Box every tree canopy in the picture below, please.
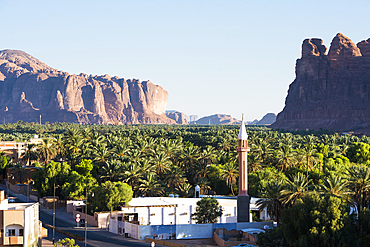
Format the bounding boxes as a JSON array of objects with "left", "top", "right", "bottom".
[{"left": 191, "top": 197, "right": 223, "bottom": 224}]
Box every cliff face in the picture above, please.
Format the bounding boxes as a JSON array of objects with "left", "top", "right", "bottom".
[
  {"left": 271, "top": 33, "right": 370, "bottom": 132},
  {"left": 166, "top": 111, "right": 188, "bottom": 124},
  {"left": 193, "top": 114, "right": 241, "bottom": 125},
  {"left": 0, "top": 50, "right": 175, "bottom": 124},
  {"left": 257, "top": 113, "right": 276, "bottom": 125}
]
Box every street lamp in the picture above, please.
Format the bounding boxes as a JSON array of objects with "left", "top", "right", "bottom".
[
  {"left": 6, "top": 174, "right": 14, "bottom": 199},
  {"left": 27, "top": 180, "right": 34, "bottom": 203},
  {"left": 85, "top": 188, "right": 94, "bottom": 247},
  {"left": 53, "top": 183, "right": 61, "bottom": 244}
]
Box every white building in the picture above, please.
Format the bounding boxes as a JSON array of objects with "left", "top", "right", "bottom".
[
  {"left": 116, "top": 196, "right": 269, "bottom": 226},
  {"left": 0, "top": 190, "right": 40, "bottom": 247},
  {"left": 107, "top": 196, "right": 271, "bottom": 240}
]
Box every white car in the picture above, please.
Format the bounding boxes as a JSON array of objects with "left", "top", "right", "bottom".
[{"left": 240, "top": 228, "right": 265, "bottom": 235}]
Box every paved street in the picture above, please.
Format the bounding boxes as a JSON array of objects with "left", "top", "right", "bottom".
[{"left": 3, "top": 185, "right": 159, "bottom": 247}]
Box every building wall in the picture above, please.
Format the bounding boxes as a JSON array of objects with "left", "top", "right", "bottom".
[
  {"left": 3, "top": 210, "right": 24, "bottom": 245},
  {"left": 23, "top": 203, "right": 39, "bottom": 247},
  {"left": 119, "top": 203, "right": 239, "bottom": 226},
  {"left": 109, "top": 220, "right": 274, "bottom": 241}
]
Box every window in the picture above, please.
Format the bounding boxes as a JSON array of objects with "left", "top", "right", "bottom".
[
  {"left": 19, "top": 229, "right": 23, "bottom": 236},
  {"left": 8, "top": 229, "right": 15, "bottom": 236}
]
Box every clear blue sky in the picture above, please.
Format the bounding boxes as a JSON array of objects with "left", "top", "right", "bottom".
[{"left": 1, "top": 0, "right": 369, "bottom": 121}]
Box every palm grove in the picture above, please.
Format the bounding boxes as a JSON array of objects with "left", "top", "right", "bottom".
[{"left": 1, "top": 122, "right": 370, "bottom": 245}]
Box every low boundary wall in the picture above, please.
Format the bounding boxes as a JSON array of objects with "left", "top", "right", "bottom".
[{"left": 109, "top": 220, "right": 273, "bottom": 241}]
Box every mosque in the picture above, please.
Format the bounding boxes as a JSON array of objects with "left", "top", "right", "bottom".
[{"left": 104, "top": 120, "right": 272, "bottom": 240}]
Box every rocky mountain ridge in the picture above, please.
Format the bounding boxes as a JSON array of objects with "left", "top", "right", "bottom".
[
  {"left": 192, "top": 114, "right": 241, "bottom": 125},
  {"left": 256, "top": 113, "right": 276, "bottom": 125},
  {"left": 271, "top": 33, "right": 370, "bottom": 133},
  {"left": 0, "top": 50, "right": 175, "bottom": 124}
]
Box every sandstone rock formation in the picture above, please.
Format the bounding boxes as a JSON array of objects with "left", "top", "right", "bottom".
[
  {"left": 0, "top": 50, "right": 175, "bottom": 124},
  {"left": 166, "top": 111, "right": 188, "bottom": 124},
  {"left": 271, "top": 33, "right": 370, "bottom": 132},
  {"left": 257, "top": 113, "right": 276, "bottom": 125},
  {"left": 247, "top": 119, "right": 259, "bottom": 125},
  {"left": 192, "top": 114, "right": 241, "bottom": 125}
]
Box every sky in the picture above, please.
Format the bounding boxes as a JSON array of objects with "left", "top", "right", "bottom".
[{"left": 1, "top": 0, "right": 369, "bottom": 121}]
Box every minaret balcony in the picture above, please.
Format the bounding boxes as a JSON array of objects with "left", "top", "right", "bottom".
[{"left": 236, "top": 147, "right": 250, "bottom": 152}]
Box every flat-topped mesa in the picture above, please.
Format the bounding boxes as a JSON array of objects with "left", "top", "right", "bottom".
[{"left": 271, "top": 33, "right": 370, "bottom": 133}]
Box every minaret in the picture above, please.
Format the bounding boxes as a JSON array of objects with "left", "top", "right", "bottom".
[{"left": 237, "top": 115, "right": 250, "bottom": 222}]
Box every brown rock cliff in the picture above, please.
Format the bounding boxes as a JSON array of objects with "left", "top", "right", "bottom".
[
  {"left": 271, "top": 33, "right": 370, "bottom": 132},
  {"left": 0, "top": 50, "right": 175, "bottom": 124}
]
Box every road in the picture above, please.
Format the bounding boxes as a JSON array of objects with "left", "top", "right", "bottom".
[
  {"left": 10, "top": 189, "right": 155, "bottom": 247},
  {"left": 39, "top": 210, "right": 152, "bottom": 247}
]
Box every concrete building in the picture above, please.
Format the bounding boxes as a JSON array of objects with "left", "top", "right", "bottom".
[
  {"left": 116, "top": 196, "right": 267, "bottom": 226},
  {"left": 0, "top": 190, "right": 39, "bottom": 247},
  {"left": 106, "top": 196, "right": 271, "bottom": 240},
  {"left": 0, "top": 135, "right": 44, "bottom": 163}
]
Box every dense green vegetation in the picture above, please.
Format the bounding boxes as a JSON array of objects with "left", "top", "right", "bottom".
[
  {"left": 2, "top": 122, "right": 370, "bottom": 244},
  {"left": 191, "top": 197, "right": 223, "bottom": 224}
]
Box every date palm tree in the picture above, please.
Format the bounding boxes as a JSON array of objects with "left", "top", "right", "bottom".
[
  {"left": 180, "top": 143, "right": 200, "bottom": 173},
  {"left": 165, "top": 165, "right": 188, "bottom": 190},
  {"left": 318, "top": 175, "right": 352, "bottom": 201},
  {"left": 281, "top": 173, "right": 312, "bottom": 206},
  {"left": 112, "top": 138, "right": 131, "bottom": 158},
  {"left": 175, "top": 183, "right": 193, "bottom": 198},
  {"left": 347, "top": 165, "right": 370, "bottom": 217},
  {"left": 152, "top": 151, "right": 172, "bottom": 179},
  {"left": 10, "top": 163, "right": 29, "bottom": 184},
  {"left": 21, "top": 143, "right": 38, "bottom": 166},
  {"left": 301, "top": 143, "right": 317, "bottom": 180},
  {"left": 276, "top": 144, "right": 296, "bottom": 171},
  {"left": 91, "top": 143, "right": 111, "bottom": 167},
  {"left": 37, "top": 138, "right": 57, "bottom": 164},
  {"left": 138, "top": 173, "right": 164, "bottom": 197},
  {"left": 99, "top": 160, "right": 124, "bottom": 182},
  {"left": 220, "top": 162, "right": 239, "bottom": 196},
  {"left": 247, "top": 152, "right": 262, "bottom": 173},
  {"left": 256, "top": 179, "right": 284, "bottom": 226},
  {"left": 54, "top": 134, "right": 66, "bottom": 160},
  {"left": 197, "top": 177, "right": 211, "bottom": 195},
  {"left": 123, "top": 162, "right": 142, "bottom": 189}
]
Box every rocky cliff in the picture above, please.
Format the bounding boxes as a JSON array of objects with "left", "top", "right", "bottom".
[
  {"left": 166, "top": 111, "right": 188, "bottom": 124},
  {"left": 192, "top": 114, "right": 241, "bottom": 125},
  {"left": 271, "top": 33, "right": 370, "bottom": 132},
  {"left": 257, "top": 113, "right": 276, "bottom": 125},
  {"left": 0, "top": 50, "right": 175, "bottom": 124}
]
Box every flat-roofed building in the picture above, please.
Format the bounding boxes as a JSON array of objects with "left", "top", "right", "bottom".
[
  {"left": 0, "top": 190, "right": 39, "bottom": 247},
  {"left": 0, "top": 135, "right": 49, "bottom": 163}
]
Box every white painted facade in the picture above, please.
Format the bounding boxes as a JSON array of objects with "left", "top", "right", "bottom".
[{"left": 114, "top": 196, "right": 269, "bottom": 226}]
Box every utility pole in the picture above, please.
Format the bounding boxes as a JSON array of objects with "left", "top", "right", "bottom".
[
  {"left": 85, "top": 187, "right": 87, "bottom": 247},
  {"left": 53, "top": 183, "right": 56, "bottom": 244},
  {"left": 39, "top": 115, "right": 41, "bottom": 125}
]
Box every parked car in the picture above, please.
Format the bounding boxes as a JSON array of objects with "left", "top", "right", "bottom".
[
  {"left": 232, "top": 244, "right": 255, "bottom": 247},
  {"left": 8, "top": 197, "right": 16, "bottom": 203}
]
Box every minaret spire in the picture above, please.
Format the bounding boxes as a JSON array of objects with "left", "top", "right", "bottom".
[{"left": 237, "top": 114, "right": 250, "bottom": 222}]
